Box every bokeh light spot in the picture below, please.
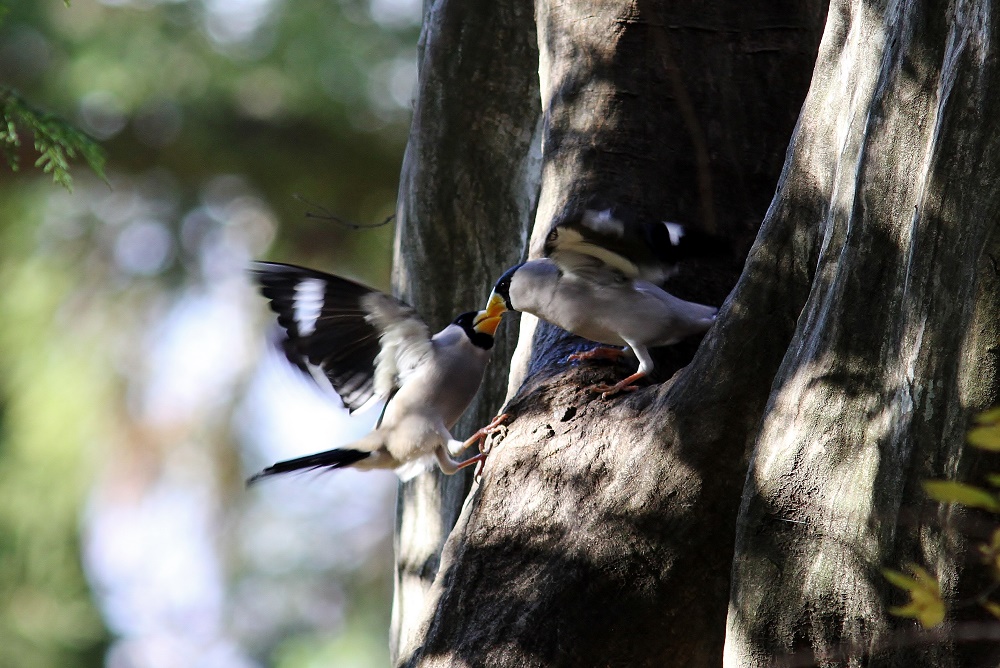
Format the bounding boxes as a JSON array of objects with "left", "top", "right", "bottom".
[
  {"left": 79, "top": 90, "right": 128, "bottom": 141},
  {"left": 114, "top": 219, "right": 175, "bottom": 276}
]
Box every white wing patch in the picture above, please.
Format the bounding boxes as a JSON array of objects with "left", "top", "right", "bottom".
[
  {"left": 581, "top": 209, "right": 624, "bottom": 237},
  {"left": 361, "top": 293, "right": 432, "bottom": 396},
  {"left": 664, "top": 221, "right": 685, "bottom": 246},
  {"left": 293, "top": 278, "right": 325, "bottom": 336}
]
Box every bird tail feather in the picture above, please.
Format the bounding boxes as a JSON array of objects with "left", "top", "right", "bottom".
[{"left": 246, "top": 448, "right": 371, "bottom": 485}]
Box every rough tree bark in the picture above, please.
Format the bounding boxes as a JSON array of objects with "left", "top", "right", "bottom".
[
  {"left": 392, "top": 0, "right": 1000, "bottom": 666},
  {"left": 390, "top": 0, "right": 540, "bottom": 659},
  {"left": 726, "top": 1, "right": 1000, "bottom": 666}
]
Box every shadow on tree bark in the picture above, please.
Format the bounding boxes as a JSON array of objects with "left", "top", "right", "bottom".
[
  {"left": 725, "top": 0, "right": 1000, "bottom": 664},
  {"left": 393, "top": 0, "right": 830, "bottom": 665},
  {"left": 390, "top": 0, "right": 540, "bottom": 659}
]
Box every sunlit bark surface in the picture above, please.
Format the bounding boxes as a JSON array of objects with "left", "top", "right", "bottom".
[{"left": 726, "top": 0, "right": 1000, "bottom": 666}]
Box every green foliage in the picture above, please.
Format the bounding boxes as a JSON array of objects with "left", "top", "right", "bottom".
[
  {"left": 968, "top": 408, "right": 1000, "bottom": 451},
  {"left": 978, "top": 528, "right": 1000, "bottom": 578},
  {"left": 885, "top": 407, "right": 1000, "bottom": 629},
  {"left": 882, "top": 564, "right": 945, "bottom": 628},
  {"left": 0, "top": 88, "right": 106, "bottom": 191},
  {"left": 0, "top": 0, "right": 412, "bottom": 285},
  {"left": 921, "top": 480, "right": 1000, "bottom": 512}
]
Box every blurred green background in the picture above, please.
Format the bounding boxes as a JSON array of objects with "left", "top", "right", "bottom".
[{"left": 0, "top": 0, "right": 419, "bottom": 666}]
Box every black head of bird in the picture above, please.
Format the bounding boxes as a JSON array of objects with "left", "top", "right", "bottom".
[
  {"left": 458, "top": 309, "right": 501, "bottom": 349},
  {"left": 483, "top": 263, "right": 521, "bottom": 322}
]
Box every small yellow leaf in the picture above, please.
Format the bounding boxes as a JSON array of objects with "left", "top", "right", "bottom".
[
  {"left": 882, "top": 568, "right": 919, "bottom": 591},
  {"left": 885, "top": 563, "right": 945, "bottom": 628},
  {"left": 986, "top": 474, "right": 1000, "bottom": 488},
  {"left": 890, "top": 599, "right": 946, "bottom": 628},
  {"left": 968, "top": 425, "right": 1000, "bottom": 451},
  {"left": 923, "top": 480, "right": 1000, "bottom": 511},
  {"left": 983, "top": 528, "right": 1000, "bottom": 552},
  {"left": 975, "top": 407, "right": 1000, "bottom": 426},
  {"left": 979, "top": 529, "right": 1000, "bottom": 577},
  {"left": 908, "top": 564, "right": 937, "bottom": 585}
]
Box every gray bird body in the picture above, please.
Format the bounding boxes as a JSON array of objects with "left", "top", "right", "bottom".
[
  {"left": 506, "top": 258, "right": 717, "bottom": 350},
  {"left": 354, "top": 322, "right": 492, "bottom": 473},
  {"left": 486, "top": 209, "right": 723, "bottom": 393},
  {"left": 248, "top": 262, "right": 502, "bottom": 483}
]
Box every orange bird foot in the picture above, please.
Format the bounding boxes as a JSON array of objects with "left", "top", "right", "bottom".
[
  {"left": 461, "top": 414, "right": 511, "bottom": 478},
  {"left": 587, "top": 372, "right": 647, "bottom": 399},
  {"left": 460, "top": 413, "right": 510, "bottom": 453},
  {"left": 568, "top": 346, "right": 628, "bottom": 364}
]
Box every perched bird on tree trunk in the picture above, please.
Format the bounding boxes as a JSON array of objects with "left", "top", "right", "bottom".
[
  {"left": 247, "top": 262, "right": 506, "bottom": 484},
  {"left": 484, "top": 208, "right": 722, "bottom": 398}
]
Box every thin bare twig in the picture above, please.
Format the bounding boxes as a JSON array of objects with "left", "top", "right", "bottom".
[{"left": 293, "top": 194, "right": 395, "bottom": 230}]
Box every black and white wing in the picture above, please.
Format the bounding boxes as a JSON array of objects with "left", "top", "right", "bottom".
[
  {"left": 543, "top": 208, "right": 727, "bottom": 284},
  {"left": 251, "top": 262, "right": 433, "bottom": 411},
  {"left": 360, "top": 290, "right": 436, "bottom": 397}
]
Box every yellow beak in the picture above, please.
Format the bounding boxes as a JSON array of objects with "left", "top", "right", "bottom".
[
  {"left": 484, "top": 291, "right": 508, "bottom": 319},
  {"left": 472, "top": 292, "right": 508, "bottom": 336}
]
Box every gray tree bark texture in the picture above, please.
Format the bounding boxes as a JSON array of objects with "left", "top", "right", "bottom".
[
  {"left": 391, "top": 0, "right": 1000, "bottom": 666},
  {"left": 390, "top": 0, "right": 540, "bottom": 659},
  {"left": 726, "top": 1, "right": 1000, "bottom": 666}
]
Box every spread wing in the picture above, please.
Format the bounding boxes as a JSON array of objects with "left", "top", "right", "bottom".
[
  {"left": 251, "top": 262, "right": 432, "bottom": 411},
  {"left": 544, "top": 209, "right": 643, "bottom": 280},
  {"left": 543, "top": 209, "right": 727, "bottom": 284},
  {"left": 359, "top": 291, "right": 435, "bottom": 396}
]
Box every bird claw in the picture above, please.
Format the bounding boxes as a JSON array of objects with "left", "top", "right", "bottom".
[
  {"left": 484, "top": 413, "right": 510, "bottom": 432},
  {"left": 588, "top": 381, "right": 641, "bottom": 399},
  {"left": 586, "top": 370, "right": 647, "bottom": 399},
  {"left": 460, "top": 413, "right": 510, "bottom": 453},
  {"left": 454, "top": 452, "right": 487, "bottom": 472},
  {"left": 481, "top": 424, "right": 508, "bottom": 454},
  {"left": 461, "top": 414, "right": 511, "bottom": 480},
  {"left": 568, "top": 346, "right": 627, "bottom": 364}
]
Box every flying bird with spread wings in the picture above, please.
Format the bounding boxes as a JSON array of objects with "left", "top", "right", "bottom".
[
  {"left": 247, "top": 262, "right": 506, "bottom": 484},
  {"left": 483, "top": 208, "right": 722, "bottom": 398}
]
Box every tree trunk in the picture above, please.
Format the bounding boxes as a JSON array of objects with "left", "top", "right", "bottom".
[
  {"left": 390, "top": 0, "right": 540, "bottom": 660},
  {"left": 393, "top": 0, "right": 1000, "bottom": 665},
  {"left": 726, "top": 1, "right": 1000, "bottom": 665}
]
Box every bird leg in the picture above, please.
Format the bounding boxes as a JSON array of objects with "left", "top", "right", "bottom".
[
  {"left": 588, "top": 371, "right": 647, "bottom": 399},
  {"left": 435, "top": 447, "right": 487, "bottom": 474},
  {"left": 447, "top": 413, "right": 510, "bottom": 457},
  {"left": 435, "top": 413, "right": 510, "bottom": 476},
  {"left": 455, "top": 452, "right": 487, "bottom": 471},
  {"left": 568, "top": 346, "right": 627, "bottom": 364}
]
